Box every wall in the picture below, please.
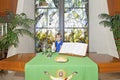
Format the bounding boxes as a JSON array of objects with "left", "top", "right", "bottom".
[
  {"left": 17, "top": 0, "right": 35, "bottom": 53},
  {"left": 7, "top": 0, "right": 35, "bottom": 57},
  {"left": 89, "top": 0, "right": 119, "bottom": 58}
]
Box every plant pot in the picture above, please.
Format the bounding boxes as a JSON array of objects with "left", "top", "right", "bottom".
[
  {"left": 114, "top": 38, "right": 120, "bottom": 58},
  {"left": 0, "top": 50, "right": 8, "bottom": 60}
]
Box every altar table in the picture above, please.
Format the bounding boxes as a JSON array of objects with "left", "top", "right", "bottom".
[{"left": 25, "top": 53, "right": 98, "bottom": 80}]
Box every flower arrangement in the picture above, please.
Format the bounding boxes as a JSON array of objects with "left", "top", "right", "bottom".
[
  {"left": 64, "top": 28, "right": 88, "bottom": 43},
  {"left": 35, "top": 30, "right": 55, "bottom": 53}
]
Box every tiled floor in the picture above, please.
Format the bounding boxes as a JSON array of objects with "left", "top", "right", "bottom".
[
  {"left": 99, "top": 72, "right": 120, "bottom": 80},
  {"left": 0, "top": 71, "right": 24, "bottom": 80},
  {"left": 0, "top": 70, "right": 120, "bottom": 80}
]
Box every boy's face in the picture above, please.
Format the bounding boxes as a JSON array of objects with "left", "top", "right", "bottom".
[{"left": 56, "top": 35, "right": 61, "bottom": 41}]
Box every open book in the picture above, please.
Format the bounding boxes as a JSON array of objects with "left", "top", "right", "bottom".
[{"left": 59, "top": 42, "right": 88, "bottom": 56}]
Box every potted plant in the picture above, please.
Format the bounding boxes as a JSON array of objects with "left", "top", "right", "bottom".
[
  {"left": 0, "top": 12, "right": 34, "bottom": 59},
  {"left": 99, "top": 13, "right": 120, "bottom": 52}
]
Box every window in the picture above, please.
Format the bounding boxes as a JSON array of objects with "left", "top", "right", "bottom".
[{"left": 35, "top": 0, "right": 88, "bottom": 52}]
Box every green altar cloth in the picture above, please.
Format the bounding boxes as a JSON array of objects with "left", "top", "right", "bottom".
[{"left": 25, "top": 53, "right": 98, "bottom": 80}]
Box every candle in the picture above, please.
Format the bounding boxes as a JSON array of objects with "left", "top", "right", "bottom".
[
  {"left": 5, "top": 23, "right": 7, "bottom": 34},
  {"left": 1, "top": 24, "right": 3, "bottom": 36}
]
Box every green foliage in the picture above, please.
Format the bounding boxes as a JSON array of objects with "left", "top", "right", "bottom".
[
  {"left": 0, "top": 12, "right": 35, "bottom": 51},
  {"left": 99, "top": 13, "right": 120, "bottom": 51}
]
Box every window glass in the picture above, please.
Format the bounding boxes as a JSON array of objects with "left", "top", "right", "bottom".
[
  {"left": 35, "top": 0, "right": 88, "bottom": 52},
  {"left": 64, "top": 0, "right": 88, "bottom": 43}
]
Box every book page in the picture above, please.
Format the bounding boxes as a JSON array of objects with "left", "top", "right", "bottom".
[{"left": 59, "top": 42, "right": 88, "bottom": 56}]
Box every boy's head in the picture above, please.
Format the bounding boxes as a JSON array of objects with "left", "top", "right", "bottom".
[{"left": 55, "top": 33, "right": 62, "bottom": 41}]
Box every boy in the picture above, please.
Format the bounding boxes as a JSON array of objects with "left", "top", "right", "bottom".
[{"left": 52, "top": 33, "right": 63, "bottom": 52}]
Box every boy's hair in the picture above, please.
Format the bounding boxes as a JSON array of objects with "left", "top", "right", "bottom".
[{"left": 55, "top": 33, "right": 62, "bottom": 38}]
